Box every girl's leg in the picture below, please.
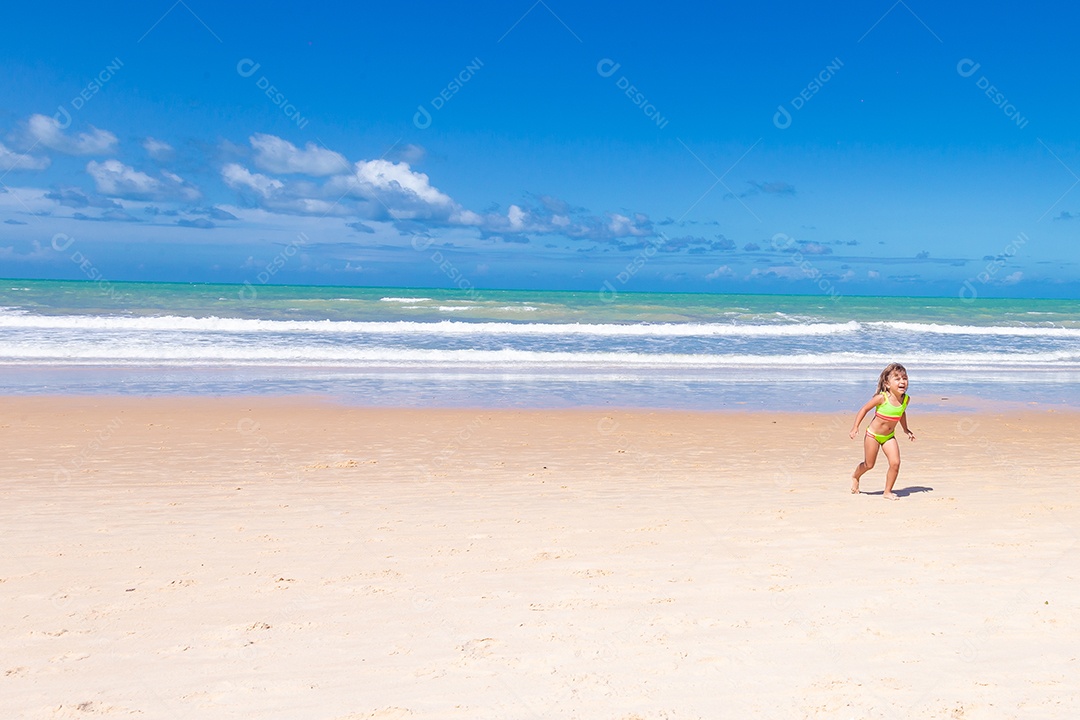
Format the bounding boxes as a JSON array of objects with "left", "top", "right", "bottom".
[
  {"left": 881, "top": 438, "right": 901, "bottom": 499},
  {"left": 851, "top": 432, "right": 880, "bottom": 494}
]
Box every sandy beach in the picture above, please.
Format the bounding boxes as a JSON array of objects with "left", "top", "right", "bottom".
[{"left": 2, "top": 396, "right": 1077, "bottom": 719}]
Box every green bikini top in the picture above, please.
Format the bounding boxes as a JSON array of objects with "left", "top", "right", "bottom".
[{"left": 875, "top": 392, "right": 909, "bottom": 421}]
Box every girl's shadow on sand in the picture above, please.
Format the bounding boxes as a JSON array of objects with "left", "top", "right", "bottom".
[{"left": 862, "top": 486, "right": 933, "bottom": 497}]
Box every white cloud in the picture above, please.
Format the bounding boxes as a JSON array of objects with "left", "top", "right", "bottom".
[
  {"left": 705, "top": 265, "right": 734, "bottom": 280},
  {"left": 159, "top": 170, "right": 201, "bottom": 201},
  {"left": 27, "top": 114, "right": 117, "bottom": 155},
  {"left": 325, "top": 159, "right": 455, "bottom": 219},
  {"left": 276, "top": 197, "right": 341, "bottom": 214},
  {"left": 250, "top": 134, "right": 347, "bottom": 176},
  {"left": 462, "top": 201, "right": 654, "bottom": 243},
  {"left": 0, "top": 141, "right": 49, "bottom": 171},
  {"left": 87, "top": 159, "right": 160, "bottom": 197},
  {"left": 219, "top": 145, "right": 654, "bottom": 242},
  {"left": 508, "top": 204, "right": 527, "bottom": 230},
  {"left": 70, "top": 161, "right": 201, "bottom": 202},
  {"left": 749, "top": 266, "right": 805, "bottom": 280},
  {"left": 1002, "top": 271, "right": 1023, "bottom": 284},
  {"left": 455, "top": 209, "right": 484, "bottom": 226},
  {"left": 607, "top": 213, "right": 650, "bottom": 237},
  {"left": 352, "top": 159, "right": 453, "bottom": 206},
  {"left": 797, "top": 242, "right": 832, "bottom": 255},
  {"left": 143, "top": 137, "right": 174, "bottom": 160},
  {"left": 222, "top": 163, "right": 284, "bottom": 198}
]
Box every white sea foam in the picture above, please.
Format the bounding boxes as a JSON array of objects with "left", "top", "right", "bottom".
[
  {"left": 3, "top": 311, "right": 1077, "bottom": 375},
  {"left": 2, "top": 341, "right": 1077, "bottom": 370},
  {"left": 379, "top": 297, "right": 433, "bottom": 302},
  {"left": 870, "top": 321, "right": 1080, "bottom": 337},
  {"left": 16, "top": 313, "right": 1080, "bottom": 338},
  {"left": 0, "top": 313, "right": 864, "bottom": 337}
]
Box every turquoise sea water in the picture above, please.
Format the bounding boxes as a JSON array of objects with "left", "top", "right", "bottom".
[{"left": 2, "top": 279, "right": 1078, "bottom": 410}]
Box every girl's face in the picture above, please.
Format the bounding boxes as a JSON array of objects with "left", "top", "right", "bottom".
[{"left": 887, "top": 371, "right": 908, "bottom": 394}]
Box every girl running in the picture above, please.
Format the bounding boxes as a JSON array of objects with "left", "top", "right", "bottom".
[{"left": 849, "top": 363, "right": 915, "bottom": 499}]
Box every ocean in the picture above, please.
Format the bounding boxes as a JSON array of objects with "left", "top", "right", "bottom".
[{"left": 2, "top": 279, "right": 1078, "bottom": 411}]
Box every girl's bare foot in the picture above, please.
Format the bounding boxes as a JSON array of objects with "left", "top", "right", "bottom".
[
  {"left": 851, "top": 474, "right": 860, "bottom": 494},
  {"left": 883, "top": 492, "right": 899, "bottom": 500}
]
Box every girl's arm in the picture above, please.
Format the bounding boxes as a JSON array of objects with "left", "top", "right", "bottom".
[
  {"left": 899, "top": 409, "right": 915, "bottom": 440},
  {"left": 849, "top": 396, "right": 883, "bottom": 439}
]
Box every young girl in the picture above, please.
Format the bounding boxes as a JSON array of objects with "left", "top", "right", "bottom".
[{"left": 849, "top": 363, "right": 915, "bottom": 499}]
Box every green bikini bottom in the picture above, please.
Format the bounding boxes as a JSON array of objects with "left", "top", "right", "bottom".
[{"left": 866, "top": 428, "right": 896, "bottom": 444}]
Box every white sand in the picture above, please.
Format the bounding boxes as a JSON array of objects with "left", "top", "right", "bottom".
[{"left": 1, "top": 398, "right": 1077, "bottom": 719}]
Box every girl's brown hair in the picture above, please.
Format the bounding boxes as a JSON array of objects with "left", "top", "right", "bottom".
[{"left": 876, "top": 363, "right": 907, "bottom": 393}]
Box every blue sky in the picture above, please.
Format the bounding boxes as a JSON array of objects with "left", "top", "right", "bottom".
[{"left": 1, "top": 1, "right": 1077, "bottom": 297}]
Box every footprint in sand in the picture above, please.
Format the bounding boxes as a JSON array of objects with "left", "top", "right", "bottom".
[{"left": 49, "top": 652, "right": 90, "bottom": 663}]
